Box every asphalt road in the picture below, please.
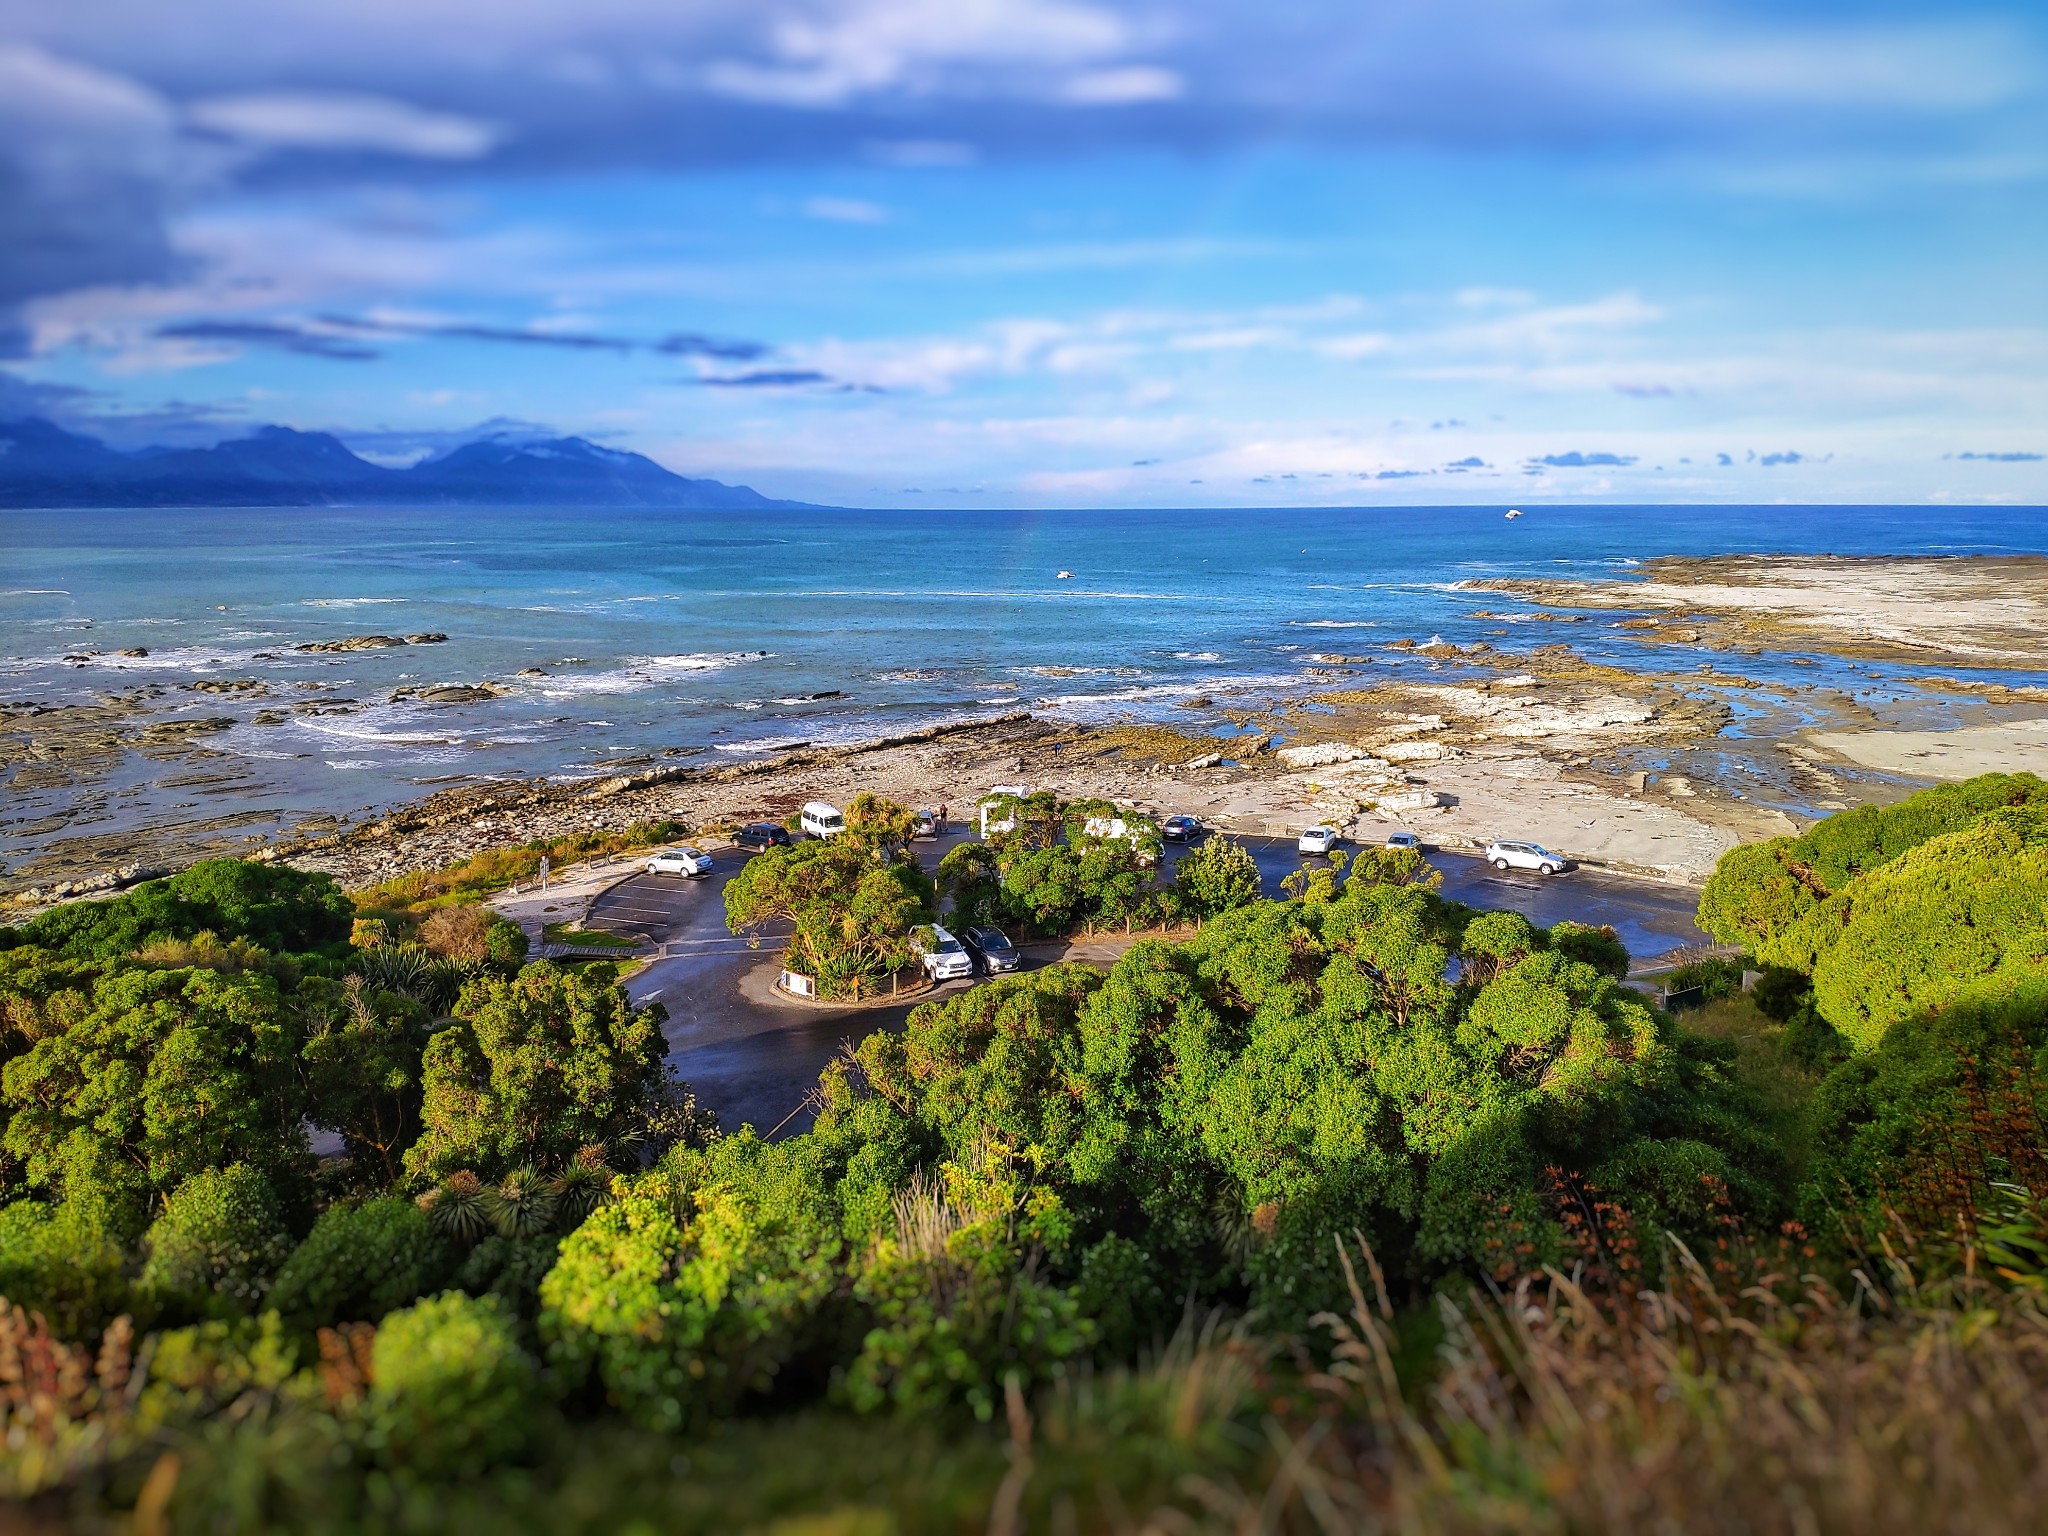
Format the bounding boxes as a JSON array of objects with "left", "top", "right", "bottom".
[{"left": 605, "top": 826, "right": 1710, "bottom": 1139}]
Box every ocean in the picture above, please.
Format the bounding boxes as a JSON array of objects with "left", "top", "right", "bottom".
[{"left": 5, "top": 501, "right": 2047, "bottom": 878}]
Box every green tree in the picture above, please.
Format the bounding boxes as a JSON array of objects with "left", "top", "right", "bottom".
[
  {"left": 301, "top": 976, "right": 431, "bottom": 1188},
  {"left": 937, "top": 841, "right": 1006, "bottom": 928},
  {"left": 1000, "top": 844, "right": 1085, "bottom": 935},
  {"left": 366, "top": 1291, "right": 539, "bottom": 1476},
  {"left": 404, "top": 962, "right": 675, "bottom": 1181},
  {"left": 1, "top": 965, "right": 311, "bottom": 1231},
  {"left": 19, "top": 859, "right": 352, "bottom": 962},
  {"left": 1696, "top": 772, "right": 2048, "bottom": 956},
  {"left": 1171, "top": 836, "right": 1263, "bottom": 920},
  {"left": 844, "top": 791, "right": 919, "bottom": 860},
  {"left": 267, "top": 1196, "right": 451, "bottom": 1333},
  {"left": 725, "top": 836, "right": 935, "bottom": 998},
  {"left": 136, "top": 1163, "right": 294, "bottom": 1321}
]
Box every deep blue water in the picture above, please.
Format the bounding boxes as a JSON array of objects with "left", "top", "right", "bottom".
[{"left": 4, "top": 502, "right": 2045, "bottom": 863}]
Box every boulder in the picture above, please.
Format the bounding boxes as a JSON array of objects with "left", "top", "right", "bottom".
[{"left": 1278, "top": 742, "right": 1364, "bottom": 769}]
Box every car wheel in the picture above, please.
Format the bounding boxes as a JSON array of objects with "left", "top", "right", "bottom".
[
  {"left": 1492, "top": 857, "right": 1509, "bottom": 871},
  {"left": 1539, "top": 863, "right": 1558, "bottom": 876}
]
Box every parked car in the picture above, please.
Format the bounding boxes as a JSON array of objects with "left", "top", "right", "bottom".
[
  {"left": 1484, "top": 839, "right": 1570, "bottom": 875},
  {"left": 799, "top": 801, "right": 846, "bottom": 839},
  {"left": 917, "top": 923, "right": 974, "bottom": 982},
  {"left": 1386, "top": 831, "right": 1421, "bottom": 851},
  {"left": 734, "top": 822, "right": 791, "bottom": 851},
  {"left": 1298, "top": 826, "right": 1340, "bottom": 855},
  {"left": 913, "top": 809, "right": 939, "bottom": 839},
  {"left": 1161, "top": 815, "right": 1201, "bottom": 841},
  {"left": 961, "top": 925, "right": 1021, "bottom": 974},
  {"left": 646, "top": 847, "right": 714, "bottom": 877}
]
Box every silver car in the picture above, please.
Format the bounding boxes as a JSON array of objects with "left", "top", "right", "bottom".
[
  {"left": 646, "top": 847, "right": 714, "bottom": 877},
  {"left": 1484, "top": 839, "right": 1569, "bottom": 876}
]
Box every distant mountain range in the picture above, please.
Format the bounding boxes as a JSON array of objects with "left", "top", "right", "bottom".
[{"left": 0, "top": 418, "right": 811, "bottom": 509}]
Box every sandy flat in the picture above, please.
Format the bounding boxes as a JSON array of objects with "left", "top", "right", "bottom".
[{"left": 1808, "top": 716, "right": 2048, "bottom": 779}]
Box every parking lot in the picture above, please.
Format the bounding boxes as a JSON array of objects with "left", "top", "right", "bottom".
[{"left": 593, "top": 818, "right": 1711, "bottom": 1140}]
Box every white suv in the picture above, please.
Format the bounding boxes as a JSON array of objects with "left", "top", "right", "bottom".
[
  {"left": 1483, "top": 840, "right": 1568, "bottom": 876},
  {"left": 917, "top": 924, "right": 974, "bottom": 982},
  {"left": 1298, "top": 826, "right": 1340, "bottom": 855},
  {"left": 646, "top": 847, "right": 714, "bottom": 877}
]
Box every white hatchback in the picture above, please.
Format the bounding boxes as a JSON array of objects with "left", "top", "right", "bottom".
[
  {"left": 646, "top": 847, "right": 714, "bottom": 878},
  {"left": 1297, "top": 826, "right": 1340, "bottom": 855},
  {"left": 1483, "top": 840, "right": 1569, "bottom": 876}
]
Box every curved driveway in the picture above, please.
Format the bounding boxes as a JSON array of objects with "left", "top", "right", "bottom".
[{"left": 601, "top": 830, "right": 1710, "bottom": 1139}]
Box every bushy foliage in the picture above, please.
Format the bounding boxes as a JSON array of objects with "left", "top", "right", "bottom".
[
  {"left": 18, "top": 859, "right": 352, "bottom": 961},
  {"left": 1796, "top": 807, "right": 2048, "bottom": 1048},
  {"left": 366, "top": 1291, "right": 539, "bottom": 1476},
  {"left": 1171, "top": 835, "right": 1262, "bottom": 919},
  {"left": 1697, "top": 772, "right": 2048, "bottom": 956},
  {"left": 405, "top": 961, "right": 676, "bottom": 1180},
  {"left": 724, "top": 819, "right": 936, "bottom": 998},
  {"left": 1696, "top": 776, "right": 2048, "bottom": 1052},
  {"left": 136, "top": 1163, "right": 295, "bottom": 1321},
  {"left": 539, "top": 1131, "right": 850, "bottom": 1429},
  {"left": 267, "top": 1196, "right": 450, "bottom": 1333},
  {"left": 1, "top": 963, "right": 312, "bottom": 1230},
  {"left": 1800, "top": 972, "right": 2048, "bottom": 1236},
  {"left": 0, "top": 1197, "right": 130, "bottom": 1339}
]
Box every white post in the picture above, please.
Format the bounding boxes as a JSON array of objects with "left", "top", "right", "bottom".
[{"left": 540, "top": 855, "right": 550, "bottom": 891}]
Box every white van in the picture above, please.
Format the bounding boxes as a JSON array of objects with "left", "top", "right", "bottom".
[
  {"left": 799, "top": 801, "right": 846, "bottom": 839},
  {"left": 980, "top": 785, "right": 1029, "bottom": 837}
]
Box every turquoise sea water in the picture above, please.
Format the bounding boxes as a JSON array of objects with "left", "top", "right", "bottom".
[{"left": 4, "top": 502, "right": 2046, "bottom": 871}]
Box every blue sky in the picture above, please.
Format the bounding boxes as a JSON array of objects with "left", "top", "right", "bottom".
[{"left": 1, "top": 0, "right": 2044, "bottom": 505}]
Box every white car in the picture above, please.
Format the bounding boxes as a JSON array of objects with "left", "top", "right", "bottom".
[
  {"left": 1298, "top": 826, "right": 1340, "bottom": 855},
  {"left": 1484, "top": 839, "right": 1569, "bottom": 876},
  {"left": 646, "top": 847, "right": 714, "bottom": 878},
  {"left": 917, "top": 923, "right": 974, "bottom": 982}
]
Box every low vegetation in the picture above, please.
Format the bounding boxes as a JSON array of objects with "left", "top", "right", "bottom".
[{"left": 0, "top": 776, "right": 2044, "bottom": 1531}]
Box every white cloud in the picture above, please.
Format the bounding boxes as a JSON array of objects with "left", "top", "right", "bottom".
[
  {"left": 802, "top": 195, "right": 890, "bottom": 223},
  {"left": 703, "top": 0, "right": 1151, "bottom": 107},
  {"left": 187, "top": 91, "right": 502, "bottom": 159},
  {"left": 1060, "top": 65, "right": 1182, "bottom": 104}
]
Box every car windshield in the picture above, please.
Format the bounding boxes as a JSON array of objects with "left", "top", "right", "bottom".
[
  {"left": 981, "top": 933, "right": 1012, "bottom": 949},
  {"left": 936, "top": 938, "right": 963, "bottom": 953}
]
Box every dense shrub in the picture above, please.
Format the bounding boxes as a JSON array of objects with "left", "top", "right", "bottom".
[
  {"left": 1800, "top": 972, "right": 2048, "bottom": 1236},
  {"left": 1794, "top": 808, "right": 2048, "bottom": 1048},
  {"left": 1697, "top": 772, "right": 2048, "bottom": 956},
  {"left": 540, "top": 1132, "right": 850, "bottom": 1429},
  {"left": 1, "top": 964, "right": 313, "bottom": 1228},
  {"left": 367, "top": 1291, "right": 539, "bottom": 1475},
  {"left": 405, "top": 961, "right": 675, "bottom": 1180},
  {"left": 18, "top": 860, "right": 352, "bottom": 961},
  {"left": 136, "top": 1164, "right": 295, "bottom": 1321},
  {"left": 1171, "top": 835, "right": 1262, "bottom": 919},
  {"left": 267, "top": 1196, "right": 450, "bottom": 1332},
  {"left": 0, "top": 1197, "right": 130, "bottom": 1339}
]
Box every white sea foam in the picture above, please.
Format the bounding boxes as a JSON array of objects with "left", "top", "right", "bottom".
[
  {"left": 1286, "top": 620, "right": 1378, "bottom": 628},
  {"left": 303, "top": 597, "right": 404, "bottom": 607},
  {"left": 1173, "top": 651, "right": 1223, "bottom": 661},
  {"left": 526, "top": 652, "right": 768, "bottom": 698}
]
